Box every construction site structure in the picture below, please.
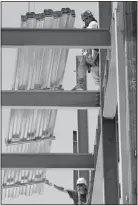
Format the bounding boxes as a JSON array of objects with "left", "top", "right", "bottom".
[{"left": 1, "top": 2, "right": 137, "bottom": 204}]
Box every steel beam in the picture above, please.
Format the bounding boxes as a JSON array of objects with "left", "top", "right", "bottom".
[
  {"left": 75, "top": 121, "right": 90, "bottom": 189},
  {"left": 92, "top": 2, "right": 118, "bottom": 204},
  {"left": 103, "top": 18, "right": 117, "bottom": 119},
  {"left": 91, "top": 132, "right": 104, "bottom": 204},
  {"left": 2, "top": 91, "right": 100, "bottom": 108},
  {"left": 114, "top": 7, "right": 130, "bottom": 204},
  {"left": 78, "top": 110, "right": 89, "bottom": 184},
  {"left": 124, "top": 2, "right": 137, "bottom": 204},
  {"left": 99, "top": 1, "right": 112, "bottom": 87},
  {"left": 73, "top": 131, "right": 79, "bottom": 190},
  {"left": 102, "top": 118, "right": 119, "bottom": 204},
  {"left": 99, "top": 2, "right": 112, "bottom": 29},
  {"left": 2, "top": 28, "right": 111, "bottom": 48},
  {"left": 92, "top": 118, "right": 119, "bottom": 204},
  {"left": 76, "top": 56, "right": 89, "bottom": 184},
  {"left": 87, "top": 170, "right": 95, "bottom": 204},
  {"left": 2, "top": 153, "right": 94, "bottom": 169}
]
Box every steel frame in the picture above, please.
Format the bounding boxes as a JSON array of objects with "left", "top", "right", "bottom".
[
  {"left": 2, "top": 90, "right": 100, "bottom": 108},
  {"left": 2, "top": 28, "right": 111, "bottom": 48},
  {"left": 76, "top": 56, "right": 89, "bottom": 186},
  {"left": 73, "top": 131, "right": 79, "bottom": 191},
  {"left": 91, "top": 2, "right": 119, "bottom": 204},
  {"left": 2, "top": 153, "right": 94, "bottom": 169},
  {"left": 114, "top": 5, "right": 131, "bottom": 204},
  {"left": 1, "top": 3, "right": 131, "bottom": 205}
]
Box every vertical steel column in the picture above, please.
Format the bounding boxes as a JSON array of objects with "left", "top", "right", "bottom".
[
  {"left": 123, "top": 2, "right": 137, "bottom": 204},
  {"left": 114, "top": 4, "right": 130, "bottom": 204},
  {"left": 99, "top": 2, "right": 119, "bottom": 204},
  {"left": 78, "top": 111, "right": 89, "bottom": 184},
  {"left": 73, "top": 131, "right": 79, "bottom": 191},
  {"left": 98, "top": 3, "right": 112, "bottom": 204},
  {"left": 102, "top": 118, "right": 119, "bottom": 204},
  {"left": 76, "top": 57, "right": 89, "bottom": 186},
  {"left": 87, "top": 170, "right": 95, "bottom": 204}
]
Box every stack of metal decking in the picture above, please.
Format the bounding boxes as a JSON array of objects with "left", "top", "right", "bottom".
[{"left": 2, "top": 8, "right": 76, "bottom": 199}]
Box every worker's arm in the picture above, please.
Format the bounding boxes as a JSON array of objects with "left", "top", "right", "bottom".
[
  {"left": 53, "top": 184, "right": 68, "bottom": 193},
  {"left": 87, "top": 21, "right": 98, "bottom": 29},
  {"left": 82, "top": 21, "right": 99, "bottom": 63},
  {"left": 87, "top": 21, "right": 99, "bottom": 57},
  {"left": 45, "top": 179, "right": 77, "bottom": 202},
  {"left": 45, "top": 179, "right": 67, "bottom": 193}
]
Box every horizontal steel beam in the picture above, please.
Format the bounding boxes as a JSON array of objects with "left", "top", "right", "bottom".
[
  {"left": 2, "top": 153, "right": 94, "bottom": 169},
  {"left": 2, "top": 28, "right": 111, "bottom": 48},
  {"left": 2, "top": 91, "right": 100, "bottom": 108}
]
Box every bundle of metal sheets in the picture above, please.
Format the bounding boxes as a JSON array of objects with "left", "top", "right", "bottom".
[{"left": 2, "top": 8, "right": 75, "bottom": 199}]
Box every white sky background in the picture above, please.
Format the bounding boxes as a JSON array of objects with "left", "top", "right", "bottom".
[{"left": 2, "top": 2, "right": 99, "bottom": 204}]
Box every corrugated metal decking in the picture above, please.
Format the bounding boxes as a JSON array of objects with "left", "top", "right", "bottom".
[{"left": 2, "top": 8, "right": 76, "bottom": 199}]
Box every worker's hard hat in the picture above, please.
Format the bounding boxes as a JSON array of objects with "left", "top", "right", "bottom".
[
  {"left": 81, "top": 10, "right": 93, "bottom": 21},
  {"left": 76, "top": 178, "right": 87, "bottom": 186}
]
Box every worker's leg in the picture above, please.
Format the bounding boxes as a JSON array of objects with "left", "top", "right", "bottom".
[
  {"left": 91, "top": 66, "right": 100, "bottom": 85},
  {"left": 72, "top": 56, "right": 88, "bottom": 90},
  {"left": 78, "top": 56, "right": 88, "bottom": 78},
  {"left": 85, "top": 50, "right": 100, "bottom": 85},
  {"left": 72, "top": 50, "right": 99, "bottom": 90}
]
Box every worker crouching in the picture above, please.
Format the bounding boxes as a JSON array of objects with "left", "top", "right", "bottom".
[{"left": 72, "top": 10, "right": 100, "bottom": 91}]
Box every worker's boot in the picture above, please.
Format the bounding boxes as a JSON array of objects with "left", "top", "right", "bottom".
[{"left": 72, "top": 78, "right": 85, "bottom": 91}]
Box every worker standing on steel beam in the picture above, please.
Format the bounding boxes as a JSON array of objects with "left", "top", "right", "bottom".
[
  {"left": 72, "top": 10, "right": 99, "bottom": 90},
  {"left": 45, "top": 177, "right": 88, "bottom": 204}
]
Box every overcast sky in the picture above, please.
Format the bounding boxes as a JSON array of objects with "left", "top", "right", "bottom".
[{"left": 2, "top": 1, "right": 100, "bottom": 204}]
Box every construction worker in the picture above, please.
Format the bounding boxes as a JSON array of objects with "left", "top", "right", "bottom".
[
  {"left": 45, "top": 177, "right": 88, "bottom": 204},
  {"left": 72, "top": 10, "right": 99, "bottom": 90}
]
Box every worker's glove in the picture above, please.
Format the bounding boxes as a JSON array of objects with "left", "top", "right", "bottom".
[
  {"left": 45, "top": 179, "right": 53, "bottom": 186},
  {"left": 82, "top": 49, "right": 92, "bottom": 57},
  {"left": 82, "top": 51, "right": 88, "bottom": 57}
]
